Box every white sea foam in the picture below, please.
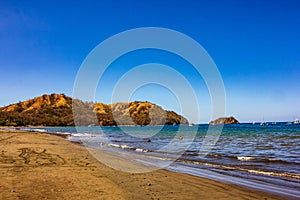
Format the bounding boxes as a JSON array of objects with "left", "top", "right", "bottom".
[
  {"left": 135, "top": 148, "right": 148, "bottom": 152},
  {"left": 21, "top": 128, "right": 47, "bottom": 132},
  {"left": 72, "top": 132, "right": 91, "bottom": 137},
  {"left": 246, "top": 169, "right": 300, "bottom": 179},
  {"left": 34, "top": 129, "right": 48, "bottom": 132},
  {"left": 237, "top": 156, "right": 255, "bottom": 161},
  {"left": 103, "top": 143, "right": 152, "bottom": 153},
  {"left": 108, "top": 143, "right": 120, "bottom": 148},
  {"left": 120, "top": 145, "right": 130, "bottom": 149}
]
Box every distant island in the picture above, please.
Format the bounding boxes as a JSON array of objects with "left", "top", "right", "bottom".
[
  {"left": 209, "top": 116, "right": 239, "bottom": 125},
  {"left": 0, "top": 94, "right": 188, "bottom": 126}
]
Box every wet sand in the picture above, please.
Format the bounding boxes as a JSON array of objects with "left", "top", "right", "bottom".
[{"left": 0, "top": 130, "right": 287, "bottom": 199}]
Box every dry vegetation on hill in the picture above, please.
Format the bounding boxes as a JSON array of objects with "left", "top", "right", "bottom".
[{"left": 0, "top": 94, "right": 188, "bottom": 126}]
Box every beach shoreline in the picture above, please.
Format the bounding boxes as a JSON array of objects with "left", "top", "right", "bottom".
[{"left": 0, "top": 129, "right": 291, "bottom": 199}]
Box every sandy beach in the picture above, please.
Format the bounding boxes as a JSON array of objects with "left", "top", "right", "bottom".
[{"left": 0, "top": 130, "right": 287, "bottom": 200}]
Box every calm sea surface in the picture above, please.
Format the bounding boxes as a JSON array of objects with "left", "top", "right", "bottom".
[{"left": 19, "top": 123, "right": 300, "bottom": 198}]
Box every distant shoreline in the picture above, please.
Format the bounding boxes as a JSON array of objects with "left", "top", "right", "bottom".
[{"left": 1, "top": 121, "right": 299, "bottom": 129}]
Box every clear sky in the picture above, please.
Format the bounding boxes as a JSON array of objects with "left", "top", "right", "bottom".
[{"left": 0, "top": 0, "right": 299, "bottom": 123}]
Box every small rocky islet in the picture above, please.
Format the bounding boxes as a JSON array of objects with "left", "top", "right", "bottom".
[{"left": 209, "top": 116, "right": 240, "bottom": 125}]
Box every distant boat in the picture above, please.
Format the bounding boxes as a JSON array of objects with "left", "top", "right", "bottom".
[
  {"left": 294, "top": 119, "right": 300, "bottom": 124},
  {"left": 252, "top": 121, "right": 256, "bottom": 125},
  {"left": 272, "top": 122, "right": 277, "bottom": 125},
  {"left": 189, "top": 122, "right": 194, "bottom": 126},
  {"left": 260, "top": 122, "right": 268, "bottom": 126},
  {"left": 287, "top": 122, "right": 292, "bottom": 125}
]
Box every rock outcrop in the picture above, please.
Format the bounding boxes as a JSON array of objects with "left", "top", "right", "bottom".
[
  {"left": 209, "top": 116, "right": 239, "bottom": 125},
  {"left": 0, "top": 94, "right": 188, "bottom": 126}
]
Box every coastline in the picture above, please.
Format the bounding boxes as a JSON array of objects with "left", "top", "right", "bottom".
[{"left": 0, "top": 129, "right": 290, "bottom": 199}]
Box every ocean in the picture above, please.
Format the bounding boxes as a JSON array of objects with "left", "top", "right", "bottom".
[{"left": 20, "top": 123, "right": 300, "bottom": 199}]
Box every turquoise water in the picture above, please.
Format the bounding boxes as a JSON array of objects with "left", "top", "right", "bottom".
[{"left": 20, "top": 123, "right": 300, "bottom": 198}]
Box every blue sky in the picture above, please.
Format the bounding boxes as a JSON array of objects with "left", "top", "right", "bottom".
[{"left": 0, "top": 0, "right": 299, "bottom": 123}]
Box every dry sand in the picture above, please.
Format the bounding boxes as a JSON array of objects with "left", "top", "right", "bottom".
[{"left": 0, "top": 130, "right": 287, "bottom": 200}]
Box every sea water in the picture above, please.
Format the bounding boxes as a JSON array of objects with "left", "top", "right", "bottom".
[{"left": 20, "top": 123, "right": 300, "bottom": 198}]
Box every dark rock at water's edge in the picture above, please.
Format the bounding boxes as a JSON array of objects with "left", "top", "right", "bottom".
[
  {"left": 0, "top": 93, "right": 188, "bottom": 127},
  {"left": 209, "top": 116, "right": 239, "bottom": 125}
]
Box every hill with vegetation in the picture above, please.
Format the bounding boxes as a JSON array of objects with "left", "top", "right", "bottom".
[{"left": 0, "top": 94, "right": 188, "bottom": 126}]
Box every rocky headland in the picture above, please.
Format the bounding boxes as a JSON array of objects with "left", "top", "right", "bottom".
[{"left": 0, "top": 94, "right": 188, "bottom": 126}]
